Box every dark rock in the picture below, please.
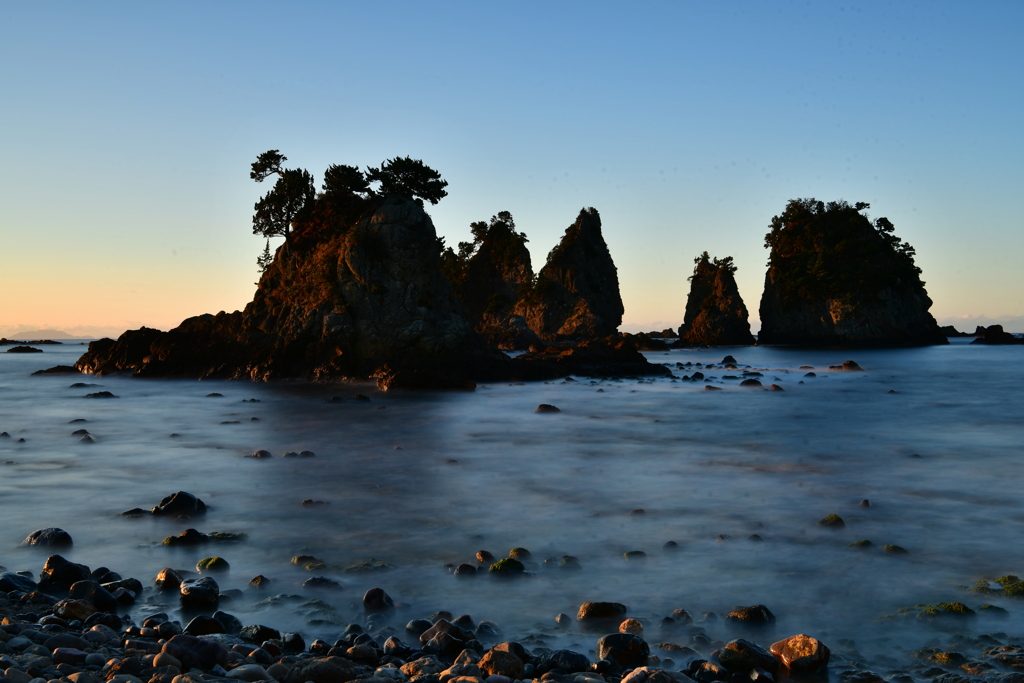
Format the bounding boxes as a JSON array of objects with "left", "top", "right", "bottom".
[
  {"left": 240, "top": 624, "right": 280, "bottom": 643},
  {"left": 154, "top": 567, "right": 182, "bottom": 592},
  {"left": 0, "top": 571, "right": 37, "bottom": 593},
  {"left": 724, "top": 605, "right": 775, "bottom": 627},
  {"left": 542, "top": 649, "right": 591, "bottom": 674},
  {"left": 160, "top": 634, "right": 229, "bottom": 672},
  {"left": 151, "top": 491, "right": 207, "bottom": 517},
  {"left": 363, "top": 587, "right": 395, "bottom": 613},
  {"left": 84, "top": 391, "right": 117, "bottom": 398},
  {"left": 441, "top": 211, "right": 541, "bottom": 350},
  {"left": 31, "top": 365, "right": 80, "bottom": 375},
  {"left": 817, "top": 514, "right": 845, "bottom": 528},
  {"left": 739, "top": 379, "right": 762, "bottom": 388},
  {"left": 184, "top": 615, "right": 224, "bottom": 636},
  {"left": 676, "top": 253, "right": 755, "bottom": 346},
  {"left": 536, "top": 404, "right": 561, "bottom": 413},
  {"left": 596, "top": 633, "right": 649, "bottom": 668},
  {"left": 718, "top": 638, "right": 779, "bottom": 674},
  {"left": 179, "top": 576, "right": 219, "bottom": 610},
  {"left": 68, "top": 581, "right": 116, "bottom": 612},
  {"left": 283, "top": 656, "right": 362, "bottom": 683},
  {"left": 21, "top": 528, "right": 73, "bottom": 548},
  {"left": 303, "top": 576, "right": 342, "bottom": 589},
  {"left": 39, "top": 555, "right": 91, "bottom": 591},
  {"left": 6, "top": 346, "right": 43, "bottom": 353},
  {"left": 515, "top": 335, "right": 672, "bottom": 378},
  {"left": 577, "top": 601, "right": 628, "bottom": 633},
  {"left": 512, "top": 208, "right": 623, "bottom": 341},
  {"left": 757, "top": 199, "right": 946, "bottom": 347},
  {"left": 454, "top": 564, "right": 477, "bottom": 577},
  {"left": 970, "top": 324, "right": 1024, "bottom": 345}
]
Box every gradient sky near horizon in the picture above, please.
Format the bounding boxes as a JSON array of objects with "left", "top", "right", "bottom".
[{"left": 2, "top": 1, "right": 1022, "bottom": 337}]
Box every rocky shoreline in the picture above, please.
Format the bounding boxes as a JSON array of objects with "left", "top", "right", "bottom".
[{"left": 5, "top": 537, "right": 1024, "bottom": 683}]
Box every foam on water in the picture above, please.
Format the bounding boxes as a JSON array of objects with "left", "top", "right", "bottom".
[{"left": 1, "top": 339, "right": 1022, "bottom": 656}]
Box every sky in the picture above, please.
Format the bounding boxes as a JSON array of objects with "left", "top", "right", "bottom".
[{"left": 2, "top": 1, "right": 1022, "bottom": 338}]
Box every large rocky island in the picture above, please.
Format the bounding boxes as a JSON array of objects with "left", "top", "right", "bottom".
[
  {"left": 758, "top": 199, "right": 946, "bottom": 347},
  {"left": 75, "top": 155, "right": 663, "bottom": 388}
]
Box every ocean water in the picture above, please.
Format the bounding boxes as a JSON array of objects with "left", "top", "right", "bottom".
[{"left": 1, "top": 339, "right": 1023, "bottom": 659}]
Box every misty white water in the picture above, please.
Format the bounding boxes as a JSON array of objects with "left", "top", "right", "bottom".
[{"left": 2, "top": 339, "right": 1023, "bottom": 661}]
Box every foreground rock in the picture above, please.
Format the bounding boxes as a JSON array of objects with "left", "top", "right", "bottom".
[
  {"left": 758, "top": 199, "right": 946, "bottom": 347},
  {"left": 22, "top": 527, "right": 73, "bottom": 548},
  {"left": 75, "top": 196, "right": 558, "bottom": 390},
  {"left": 676, "top": 253, "right": 755, "bottom": 346}
]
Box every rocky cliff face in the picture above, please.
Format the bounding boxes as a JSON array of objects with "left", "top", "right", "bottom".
[
  {"left": 76, "top": 196, "right": 535, "bottom": 389},
  {"left": 677, "top": 253, "right": 754, "bottom": 346},
  {"left": 514, "top": 208, "right": 623, "bottom": 341},
  {"left": 441, "top": 213, "right": 541, "bottom": 350},
  {"left": 757, "top": 199, "right": 946, "bottom": 347}
]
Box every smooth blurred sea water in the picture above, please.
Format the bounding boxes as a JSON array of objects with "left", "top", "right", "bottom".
[{"left": 1, "top": 339, "right": 1022, "bottom": 657}]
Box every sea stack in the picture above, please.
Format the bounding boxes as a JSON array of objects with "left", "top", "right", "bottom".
[
  {"left": 441, "top": 212, "right": 541, "bottom": 349},
  {"left": 514, "top": 207, "right": 624, "bottom": 341},
  {"left": 758, "top": 199, "right": 946, "bottom": 346},
  {"left": 75, "top": 195, "right": 521, "bottom": 389},
  {"left": 677, "top": 252, "right": 755, "bottom": 346}
]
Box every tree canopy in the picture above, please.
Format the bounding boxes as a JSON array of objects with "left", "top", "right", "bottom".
[
  {"left": 249, "top": 151, "right": 448, "bottom": 270},
  {"left": 764, "top": 198, "right": 924, "bottom": 303}
]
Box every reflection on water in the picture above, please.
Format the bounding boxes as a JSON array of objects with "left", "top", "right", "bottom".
[{"left": 1, "top": 340, "right": 1023, "bottom": 654}]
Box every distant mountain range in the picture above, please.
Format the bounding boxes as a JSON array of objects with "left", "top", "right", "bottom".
[{"left": 1, "top": 328, "right": 89, "bottom": 340}]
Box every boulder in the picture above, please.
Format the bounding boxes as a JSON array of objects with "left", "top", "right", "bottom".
[
  {"left": 284, "top": 656, "right": 364, "bottom": 683},
  {"left": 160, "top": 634, "right": 228, "bottom": 672},
  {"left": 179, "top": 576, "right": 219, "bottom": 610},
  {"left": 676, "top": 253, "right": 755, "bottom": 346},
  {"left": 0, "top": 571, "right": 37, "bottom": 593},
  {"left": 152, "top": 491, "right": 207, "bottom": 517},
  {"left": 577, "top": 601, "right": 629, "bottom": 633},
  {"left": 514, "top": 335, "right": 672, "bottom": 378},
  {"left": 769, "top": 634, "right": 830, "bottom": 674},
  {"left": 718, "top": 638, "right": 779, "bottom": 674},
  {"left": 970, "top": 324, "right": 1024, "bottom": 345},
  {"left": 363, "top": 587, "right": 395, "bottom": 613},
  {"left": 68, "top": 580, "right": 117, "bottom": 612},
  {"left": 757, "top": 199, "right": 946, "bottom": 347},
  {"left": 725, "top": 605, "right": 775, "bottom": 627},
  {"left": 22, "top": 528, "right": 73, "bottom": 548},
  {"left": 39, "top": 554, "right": 91, "bottom": 590},
  {"left": 596, "top": 633, "right": 649, "bottom": 668},
  {"left": 478, "top": 648, "right": 524, "bottom": 679}
]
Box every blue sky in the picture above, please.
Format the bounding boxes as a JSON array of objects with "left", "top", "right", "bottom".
[{"left": 2, "top": 1, "right": 1022, "bottom": 336}]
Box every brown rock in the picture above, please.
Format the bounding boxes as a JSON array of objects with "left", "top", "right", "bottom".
[
  {"left": 769, "top": 634, "right": 830, "bottom": 674},
  {"left": 53, "top": 599, "right": 97, "bottom": 621},
  {"left": 718, "top": 638, "right": 779, "bottom": 674},
  {"left": 677, "top": 253, "right": 755, "bottom": 346},
  {"left": 478, "top": 648, "right": 524, "bottom": 679},
  {"left": 577, "top": 601, "right": 629, "bottom": 633}
]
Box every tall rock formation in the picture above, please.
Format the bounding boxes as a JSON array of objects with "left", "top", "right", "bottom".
[
  {"left": 757, "top": 199, "right": 946, "bottom": 347},
  {"left": 514, "top": 207, "right": 624, "bottom": 341},
  {"left": 677, "top": 252, "right": 755, "bottom": 346},
  {"left": 441, "top": 212, "right": 541, "bottom": 349},
  {"left": 76, "top": 196, "right": 536, "bottom": 389}
]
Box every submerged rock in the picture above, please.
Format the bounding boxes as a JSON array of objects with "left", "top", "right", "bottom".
[
  {"left": 758, "top": 199, "right": 946, "bottom": 347},
  {"left": 677, "top": 253, "right": 755, "bottom": 346},
  {"left": 770, "top": 634, "right": 830, "bottom": 674},
  {"left": 22, "top": 527, "right": 73, "bottom": 548}
]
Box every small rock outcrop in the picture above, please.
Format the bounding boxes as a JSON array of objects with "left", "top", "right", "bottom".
[
  {"left": 677, "top": 252, "right": 755, "bottom": 346},
  {"left": 758, "top": 199, "right": 946, "bottom": 347},
  {"left": 515, "top": 208, "right": 624, "bottom": 341},
  {"left": 970, "top": 325, "right": 1024, "bottom": 345},
  {"left": 75, "top": 196, "right": 556, "bottom": 389}
]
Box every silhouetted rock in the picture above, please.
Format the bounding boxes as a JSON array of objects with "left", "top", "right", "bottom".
[
  {"left": 514, "top": 335, "right": 672, "bottom": 377},
  {"left": 515, "top": 207, "right": 624, "bottom": 341},
  {"left": 677, "top": 253, "right": 755, "bottom": 346},
  {"left": 758, "top": 199, "right": 946, "bottom": 347},
  {"left": 75, "top": 196, "right": 558, "bottom": 389},
  {"left": 939, "top": 325, "right": 973, "bottom": 338},
  {"left": 970, "top": 324, "right": 1024, "bottom": 345},
  {"left": 442, "top": 211, "right": 541, "bottom": 350},
  {"left": 6, "top": 345, "right": 43, "bottom": 353}
]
